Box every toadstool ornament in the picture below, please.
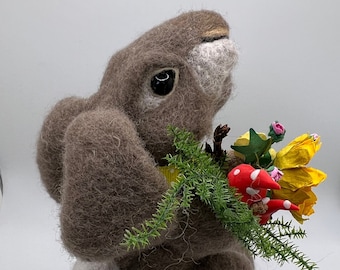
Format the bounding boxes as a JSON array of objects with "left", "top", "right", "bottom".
[
  {"left": 228, "top": 164, "right": 299, "bottom": 224},
  {"left": 259, "top": 197, "right": 299, "bottom": 224},
  {"left": 228, "top": 164, "right": 281, "bottom": 204},
  {"left": 36, "top": 10, "right": 255, "bottom": 270}
]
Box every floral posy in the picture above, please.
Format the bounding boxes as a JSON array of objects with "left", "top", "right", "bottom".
[{"left": 230, "top": 121, "right": 327, "bottom": 224}]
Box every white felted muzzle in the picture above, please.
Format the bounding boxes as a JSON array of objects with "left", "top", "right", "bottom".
[{"left": 187, "top": 38, "right": 239, "bottom": 100}]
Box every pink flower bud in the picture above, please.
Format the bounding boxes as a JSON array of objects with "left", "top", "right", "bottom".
[
  {"left": 268, "top": 121, "right": 286, "bottom": 143},
  {"left": 270, "top": 167, "right": 284, "bottom": 182},
  {"left": 310, "top": 133, "right": 319, "bottom": 141},
  {"left": 272, "top": 121, "right": 285, "bottom": 135}
]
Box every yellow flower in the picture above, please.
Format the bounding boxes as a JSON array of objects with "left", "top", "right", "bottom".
[
  {"left": 268, "top": 148, "right": 277, "bottom": 161},
  {"left": 276, "top": 167, "right": 326, "bottom": 191},
  {"left": 274, "top": 133, "right": 321, "bottom": 169},
  {"left": 159, "top": 165, "right": 180, "bottom": 184},
  {"left": 234, "top": 131, "right": 267, "bottom": 146},
  {"left": 272, "top": 186, "right": 317, "bottom": 224},
  {"left": 272, "top": 133, "right": 327, "bottom": 223}
]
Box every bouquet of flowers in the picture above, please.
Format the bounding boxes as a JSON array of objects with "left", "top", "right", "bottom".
[
  {"left": 122, "top": 122, "right": 327, "bottom": 270},
  {"left": 229, "top": 121, "right": 327, "bottom": 224}
]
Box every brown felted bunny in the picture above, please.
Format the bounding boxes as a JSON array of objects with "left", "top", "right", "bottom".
[{"left": 37, "top": 10, "right": 254, "bottom": 270}]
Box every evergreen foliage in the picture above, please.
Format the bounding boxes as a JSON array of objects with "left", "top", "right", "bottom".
[{"left": 122, "top": 126, "right": 317, "bottom": 270}]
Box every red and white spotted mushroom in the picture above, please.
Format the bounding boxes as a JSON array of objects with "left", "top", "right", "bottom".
[
  {"left": 228, "top": 164, "right": 280, "bottom": 204},
  {"left": 227, "top": 164, "right": 299, "bottom": 224}
]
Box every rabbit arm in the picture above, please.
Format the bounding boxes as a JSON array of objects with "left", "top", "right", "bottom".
[
  {"left": 37, "top": 96, "right": 87, "bottom": 202},
  {"left": 60, "top": 109, "right": 169, "bottom": 261}
]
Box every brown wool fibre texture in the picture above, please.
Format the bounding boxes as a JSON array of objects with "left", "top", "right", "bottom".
[{"left": 36, "top": 10, "right": 254, "bottom": 270}]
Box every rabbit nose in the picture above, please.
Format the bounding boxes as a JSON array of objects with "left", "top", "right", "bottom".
[{"left": 201, "top": 27, "right": 229, "bottom": 42}]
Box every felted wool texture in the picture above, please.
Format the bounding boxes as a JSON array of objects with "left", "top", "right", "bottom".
[
  {"left": 37, "top": 10, "right": 236, "bottom": 200},
  {"left": 115, "top": 199, "right": 254, "bottom": 270},
  {"left": 61, "top": 108, "right": 169, "bottom": 260},
  {"left": 187, "top": 38, "right": 238, "bottom": 107},
  {"left": 37, "top": 96, "right": 88, "bottom": 202},
  {"left": 36, "top": 10, "right": 254, "bottom": 270},
  {"left": 91, "top": 11, "right": 236, "bottom": 165},
  {"left": 73, "top": 260, "right": 119, "bottom": 270}
]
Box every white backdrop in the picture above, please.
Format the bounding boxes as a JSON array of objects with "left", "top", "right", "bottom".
[{"left": 1, "top": 0, "right": 339, "bottom": 269}]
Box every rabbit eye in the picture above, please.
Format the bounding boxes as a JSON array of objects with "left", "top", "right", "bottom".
[{"left": 151, "top": 69, "right": 176, "bottom": 96}]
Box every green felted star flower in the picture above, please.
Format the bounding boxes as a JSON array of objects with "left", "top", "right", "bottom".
[{"left": 231, "top": 128, "right": 272, "bottom": 164}]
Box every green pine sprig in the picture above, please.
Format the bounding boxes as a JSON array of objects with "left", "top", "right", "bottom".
[{"left": 121, "top": 126, "right": 317, "bottom": 270}]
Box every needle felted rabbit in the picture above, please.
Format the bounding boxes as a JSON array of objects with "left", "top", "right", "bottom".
[{"left": 37, "top": 10, "right": 254, "bottom": 270}]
